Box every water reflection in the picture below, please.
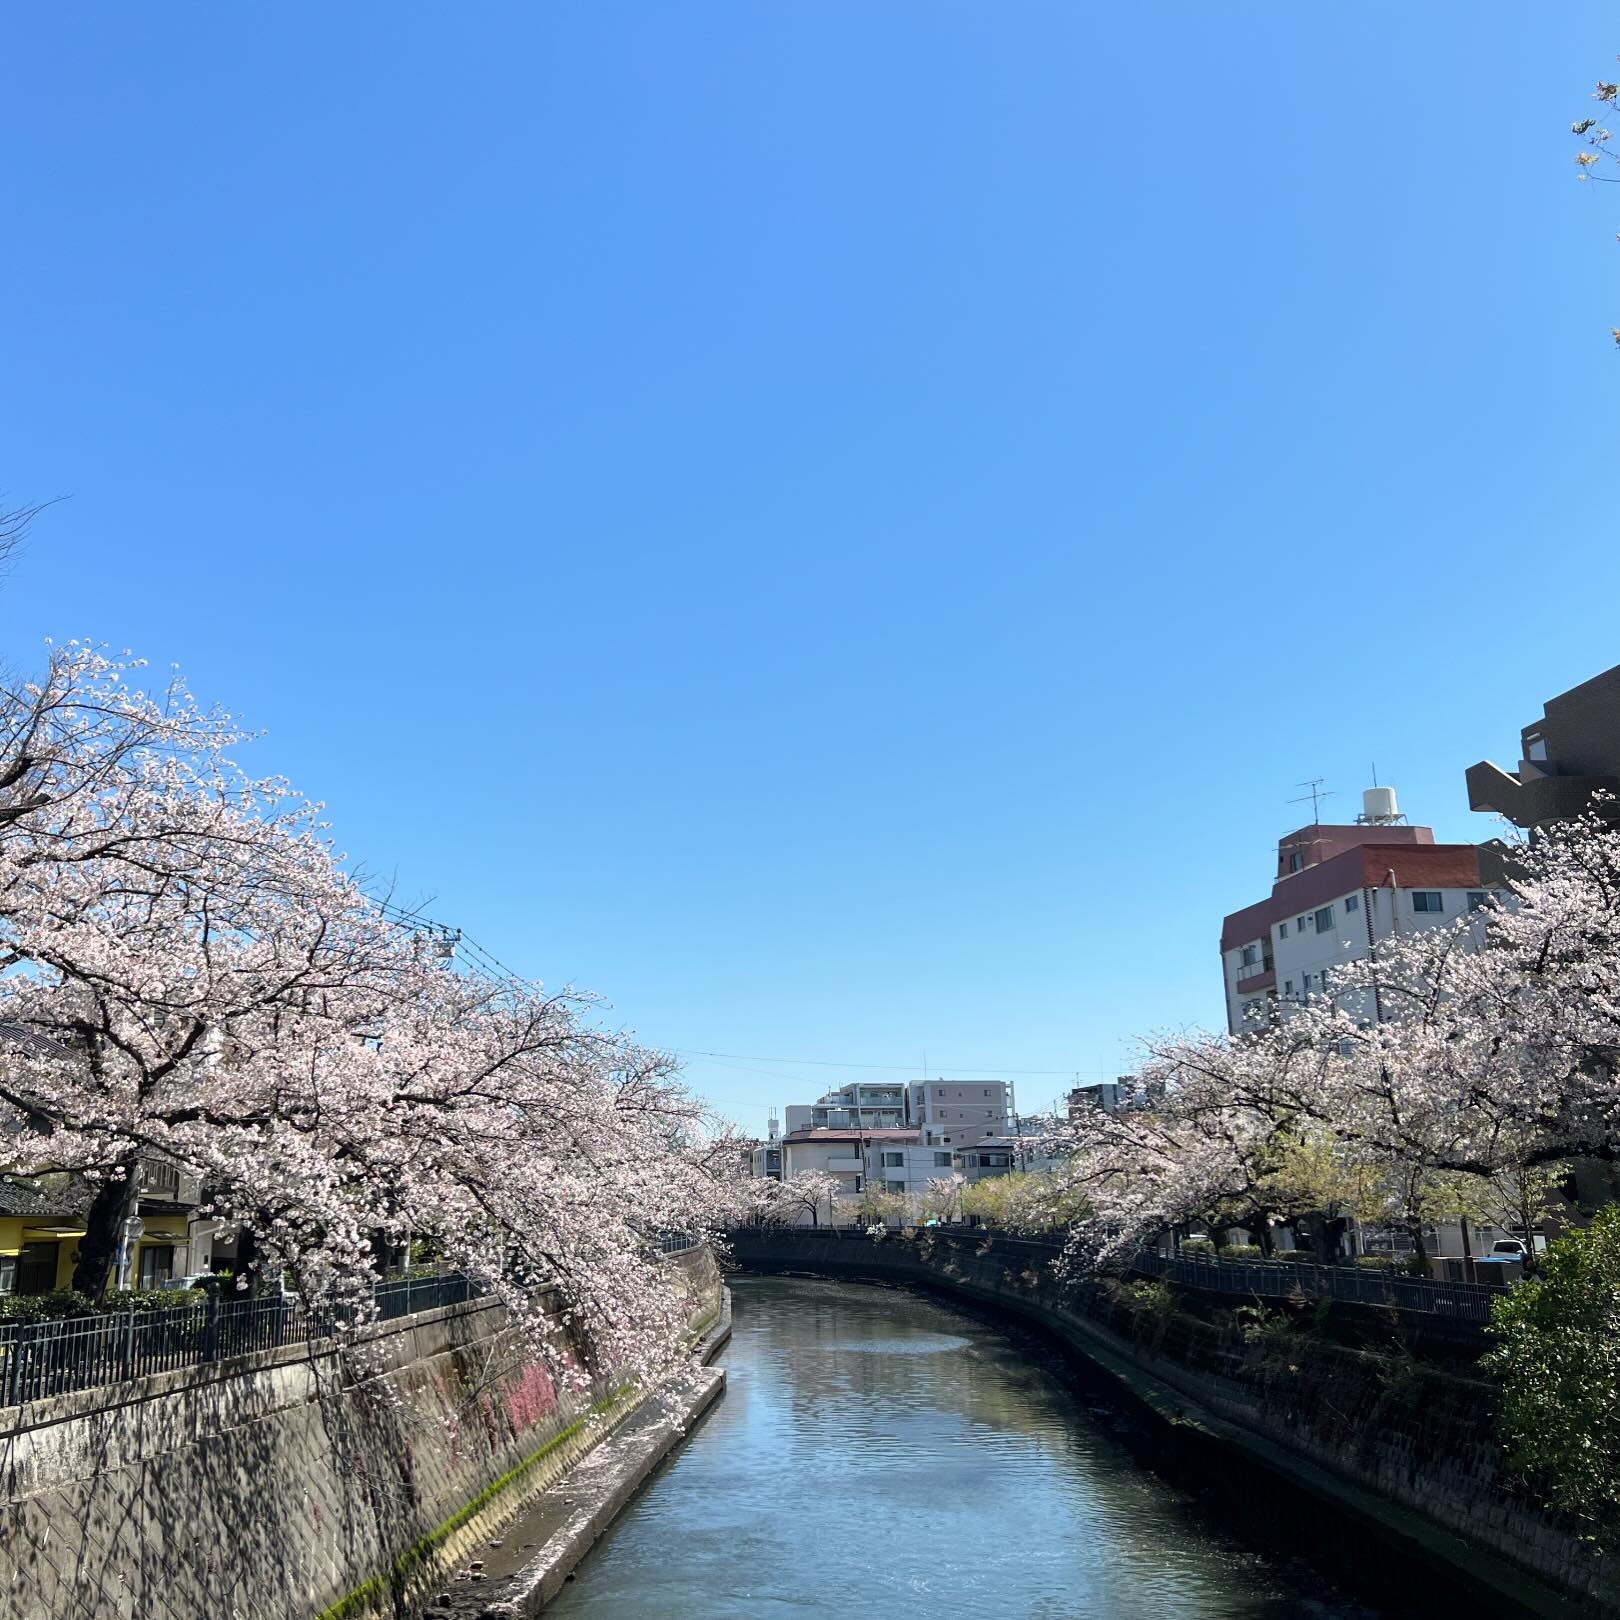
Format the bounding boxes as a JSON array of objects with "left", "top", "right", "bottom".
[{"left": 546, "top": 1276, "right": 1409, "bottom": 1619}]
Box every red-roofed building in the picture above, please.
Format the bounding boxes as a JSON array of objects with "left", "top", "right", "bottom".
[{"left": 1219, "top": 788, "right": 1496, "bottom": 1034}]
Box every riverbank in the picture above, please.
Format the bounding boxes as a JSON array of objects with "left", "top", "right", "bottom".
[
  {"left": 427, "top": 1292, "right": 731, "bottom": 1617},
  {"left": 729, "top": 1226, "right": 1610, "bottom": 1619},
  {"left": 0, "top": 1247, "right": 726, "bottom": 1620},
  {"left": 537, "top": 1273, "right": 1455, "bottom": 1620}
]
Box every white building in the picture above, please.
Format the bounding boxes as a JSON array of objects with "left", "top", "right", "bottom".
[
  {"left": 784, "top": 1081, "right": 907, "bottom": 1133},
  {"left": 774, "top": 1128, "right": 925, "bottom": 1224},
  {"left": 1219, "top": 788, "right": 1498, "bottom": 1033},
  {"left": 758, "top": 1077, "right": 1017, "bottom": 1224},
  {"left": 906, "top": 1079, "right": 1011, "bottom": 1148}
]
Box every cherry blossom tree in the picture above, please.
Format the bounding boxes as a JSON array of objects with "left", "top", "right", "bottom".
[
  {"left": 1042, "top": 806, "right": 1620, "bottom": 1271},
  {"left": 748, "top": 1169, "right": 843, "bottom": 1229},
  {"left": 0, "top": 645, "right": 738, "bottom": 1385}
]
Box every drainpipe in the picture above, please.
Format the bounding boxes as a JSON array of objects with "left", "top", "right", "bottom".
[{"left": 1362, "top": 884, "right": 1382, "bottom": 1024}]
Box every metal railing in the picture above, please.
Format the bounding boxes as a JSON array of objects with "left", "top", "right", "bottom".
[
  {"left": 656, "top": 1233, "right": 701, "bottom": 1255},
  {"left": 836, "top": 1226, "right": 1501, "bottom": 1326},
  {"left": 1131, "top": 1249, "right": 1499, "bottom": 1325},
  {"left": 0, "top": 1271, "right": 480, "bottom": 1409}
]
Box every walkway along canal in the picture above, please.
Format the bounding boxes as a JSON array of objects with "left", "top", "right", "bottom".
[{"left": 541, "top": 1274, "right": 1454, "bottom": 1620}]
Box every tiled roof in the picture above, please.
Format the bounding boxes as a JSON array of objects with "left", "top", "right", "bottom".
[
  {"left": 1220, "top": 843, "right": 1486, "bottom": 952},
  {"left": 0, "top": 1175, "right": 93, "bottom": 1219}
]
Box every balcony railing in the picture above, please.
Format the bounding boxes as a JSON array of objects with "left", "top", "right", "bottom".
[{"left": 138, "top": 1160, "right": 182, "bottom": 1197}]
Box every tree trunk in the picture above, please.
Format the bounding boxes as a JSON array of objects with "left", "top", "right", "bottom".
[
  {"left": 72, "top": 1159, "right": 141, "bottom": 1298},
  {"left": 1407, "top": 1219, "right": 1429, "bottom": 1275}
]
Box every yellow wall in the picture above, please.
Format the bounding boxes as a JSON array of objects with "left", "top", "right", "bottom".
[
  {"left": 0, "top": 1211, "right": 194, "bottom": 1294},
  {"left": 0, "top": 1217, "right": 85, "bottom": 1290}
]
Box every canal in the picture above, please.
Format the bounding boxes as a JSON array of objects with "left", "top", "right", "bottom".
[{"left": 546, "top": 1274, "right": 1430, "bottom": 1619}]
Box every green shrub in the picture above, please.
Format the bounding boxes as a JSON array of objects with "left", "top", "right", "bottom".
[
  {"left": 1484, "top": 1205, "right": 1620, "bottom": 1538},
  {"left": 98, "top": 1286, "right": 205, "bottom": 1314},
  {"left": 1353, "top": 1255, "right": 1401, "bottom": 1271},
  {"left": 1219, "top": 1243, "right": 1264, "bottom": 1260},
  {"left": 1180, "top": 1238, "right": 1216, "bottom": 1257},
  {"left": 0, "top": 1289, "right": 97, "bottom": 1322},
  {"left": 1128, "top": 1280, "right": 1172, "bottom": 1314},
  {"left": 1276, "top": 1250, "right": 1313, "bottom": 1263}
]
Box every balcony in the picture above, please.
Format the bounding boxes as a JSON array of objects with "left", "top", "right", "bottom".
[
  {"left": 1235, "top": 958, "right": 1275, "bottom": 994},
  {"left": 139, "top": 1160, "right": 181, "bottom": 1198},
  {"left": 1466, "top": 759, "right": 1620, "bottom": 829}
]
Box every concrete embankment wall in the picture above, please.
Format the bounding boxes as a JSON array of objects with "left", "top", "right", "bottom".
[
  {"left": 0, "top": 1247, "right": 721, "bottom": 1620},
  {"left": 730, "top": 1227, "right": 1608, "bottom": 1618}
]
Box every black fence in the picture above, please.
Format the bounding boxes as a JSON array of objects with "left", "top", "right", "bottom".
[
  {"left": 1128, "top": 1249, "right": 1499, "bottom": 1325},
  {"left": 888, "top": 1225, "right": 1502, "bottom": 1328},
  {"left": 0, "top": 1271, "right": 480, "bottom": 1409}
]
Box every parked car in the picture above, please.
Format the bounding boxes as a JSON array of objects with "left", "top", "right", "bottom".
[{"left": 1490, "top": 1239, "right": 1529, "bottom": 1259}]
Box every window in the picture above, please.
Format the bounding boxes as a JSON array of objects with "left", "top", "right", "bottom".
[
  {"left": 1526, "top": 732, "right": 1549, "bottom": 763},
  {"left": 1278, "top": 921, "right": 1289, "bottom": 938},
  {"left": 885, "top": 1180, "right": 905, "bottom": 1195},
  {"left": 1241, "top": 944, "right": 1259, "bottom": 967},
  {"left": 1412, "top": 891, "right": 1444, "bottom": 914},
  {"left": 1314, "top": 906, "right": 1334, "bottom": 933},
  {"left": 1288, "top": 851, "right": 1304, "bottom": 873},
  {"left": 137, "top": 1244, "right": 176, "bottom": 1290},
  {"left": 1283, "top": 979, "right": 1294, "bottom": 995},
  {"left": 1467, "top": 891, "right": 1489, "bottom": 912},
  {"left": 14, "top": 1241, "right": 59, "bottom": 1296},
  {"left": 881, "top": 1151, "right": 904, "bottom": 1168},
  {"left": 934, "top": 1151, "right": 953, "bottom": 1167},
  {"left": 1296, "top": 916, "right": 1307, "bottom": 930},
  {"left": 1345, "top": 893, "right": 1359, "bottom": 914}
]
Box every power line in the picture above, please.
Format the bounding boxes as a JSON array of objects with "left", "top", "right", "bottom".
[
  {"left": 364, "top": 898, "right": 1109, "bottom": 1086},
  {"left": 672, "top": 1047, "right": 1090, "bottom": 1077}
]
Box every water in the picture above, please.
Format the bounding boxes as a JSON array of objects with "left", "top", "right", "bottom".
[{"left": 546, "top": 1276, "right": 1415, "bottom": 1620}]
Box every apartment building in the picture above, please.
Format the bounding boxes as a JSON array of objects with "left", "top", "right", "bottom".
[
  {"left": 759, "top": 1075, "right": 1017, "bottom": 1223},
  {"left": 784, "top": 1081, "right": 907, "bottom": 1133},
  {"left": 1467, "top": 660, "right": 1620, "bottom": 831},
  {"left": 906, "top": 1079, "right": 1011, "bottom": 1148},
  {"left": 1067, "top": 1081, "right": 1123, "bottom": 1119},
  {"left": 1219, "top": 788, "right": 1494, "bottom": 1033}
]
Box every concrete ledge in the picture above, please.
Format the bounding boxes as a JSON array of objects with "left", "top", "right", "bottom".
[
  {"left": 432, "top": 1290, "right": 733, "bottom": 1618},
  {"left": 475, "top": 1364, "right": 725, "bottom": 1617}
]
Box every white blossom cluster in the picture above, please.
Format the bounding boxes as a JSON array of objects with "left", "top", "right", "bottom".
[
  {"left": 1041, "top": 807, "right": 1620, "bottom": 1267},
  {"left": 0, "top": 646, "right": 750, "bottom": 1386}
]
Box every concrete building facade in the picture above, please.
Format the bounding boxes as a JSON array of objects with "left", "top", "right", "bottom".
[
  {"left": 1467, "top": 660, "right": 1620, "bottom": 831},
  {"left": 1219, "top": 791, "right": 1494, "bottom": 1033},
  {"left": 907, "top": 1079, "right": 1011, "bottom": 1148}
]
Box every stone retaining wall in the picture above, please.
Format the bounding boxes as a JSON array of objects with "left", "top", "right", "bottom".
[{"left": 0, "top": 1247, "right": 721, "bottom": 1620}]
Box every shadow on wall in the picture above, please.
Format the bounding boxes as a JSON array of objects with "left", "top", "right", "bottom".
[{"left": 0, "top": 1295, "right": 594, "bottom": 1620}]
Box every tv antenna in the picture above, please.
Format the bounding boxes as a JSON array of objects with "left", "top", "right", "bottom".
[{"left": 1289, "top": 778, "right": 1333, "bottom": 823}]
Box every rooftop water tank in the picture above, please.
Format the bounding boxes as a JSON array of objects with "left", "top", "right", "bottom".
[{"left": 1362, "top": 785, "right": 1400, "bottom": 823}]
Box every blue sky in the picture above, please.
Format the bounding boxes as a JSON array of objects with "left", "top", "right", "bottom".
[{"left": 2, "top": 6, "right": 1617, "bottom": 1132}]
